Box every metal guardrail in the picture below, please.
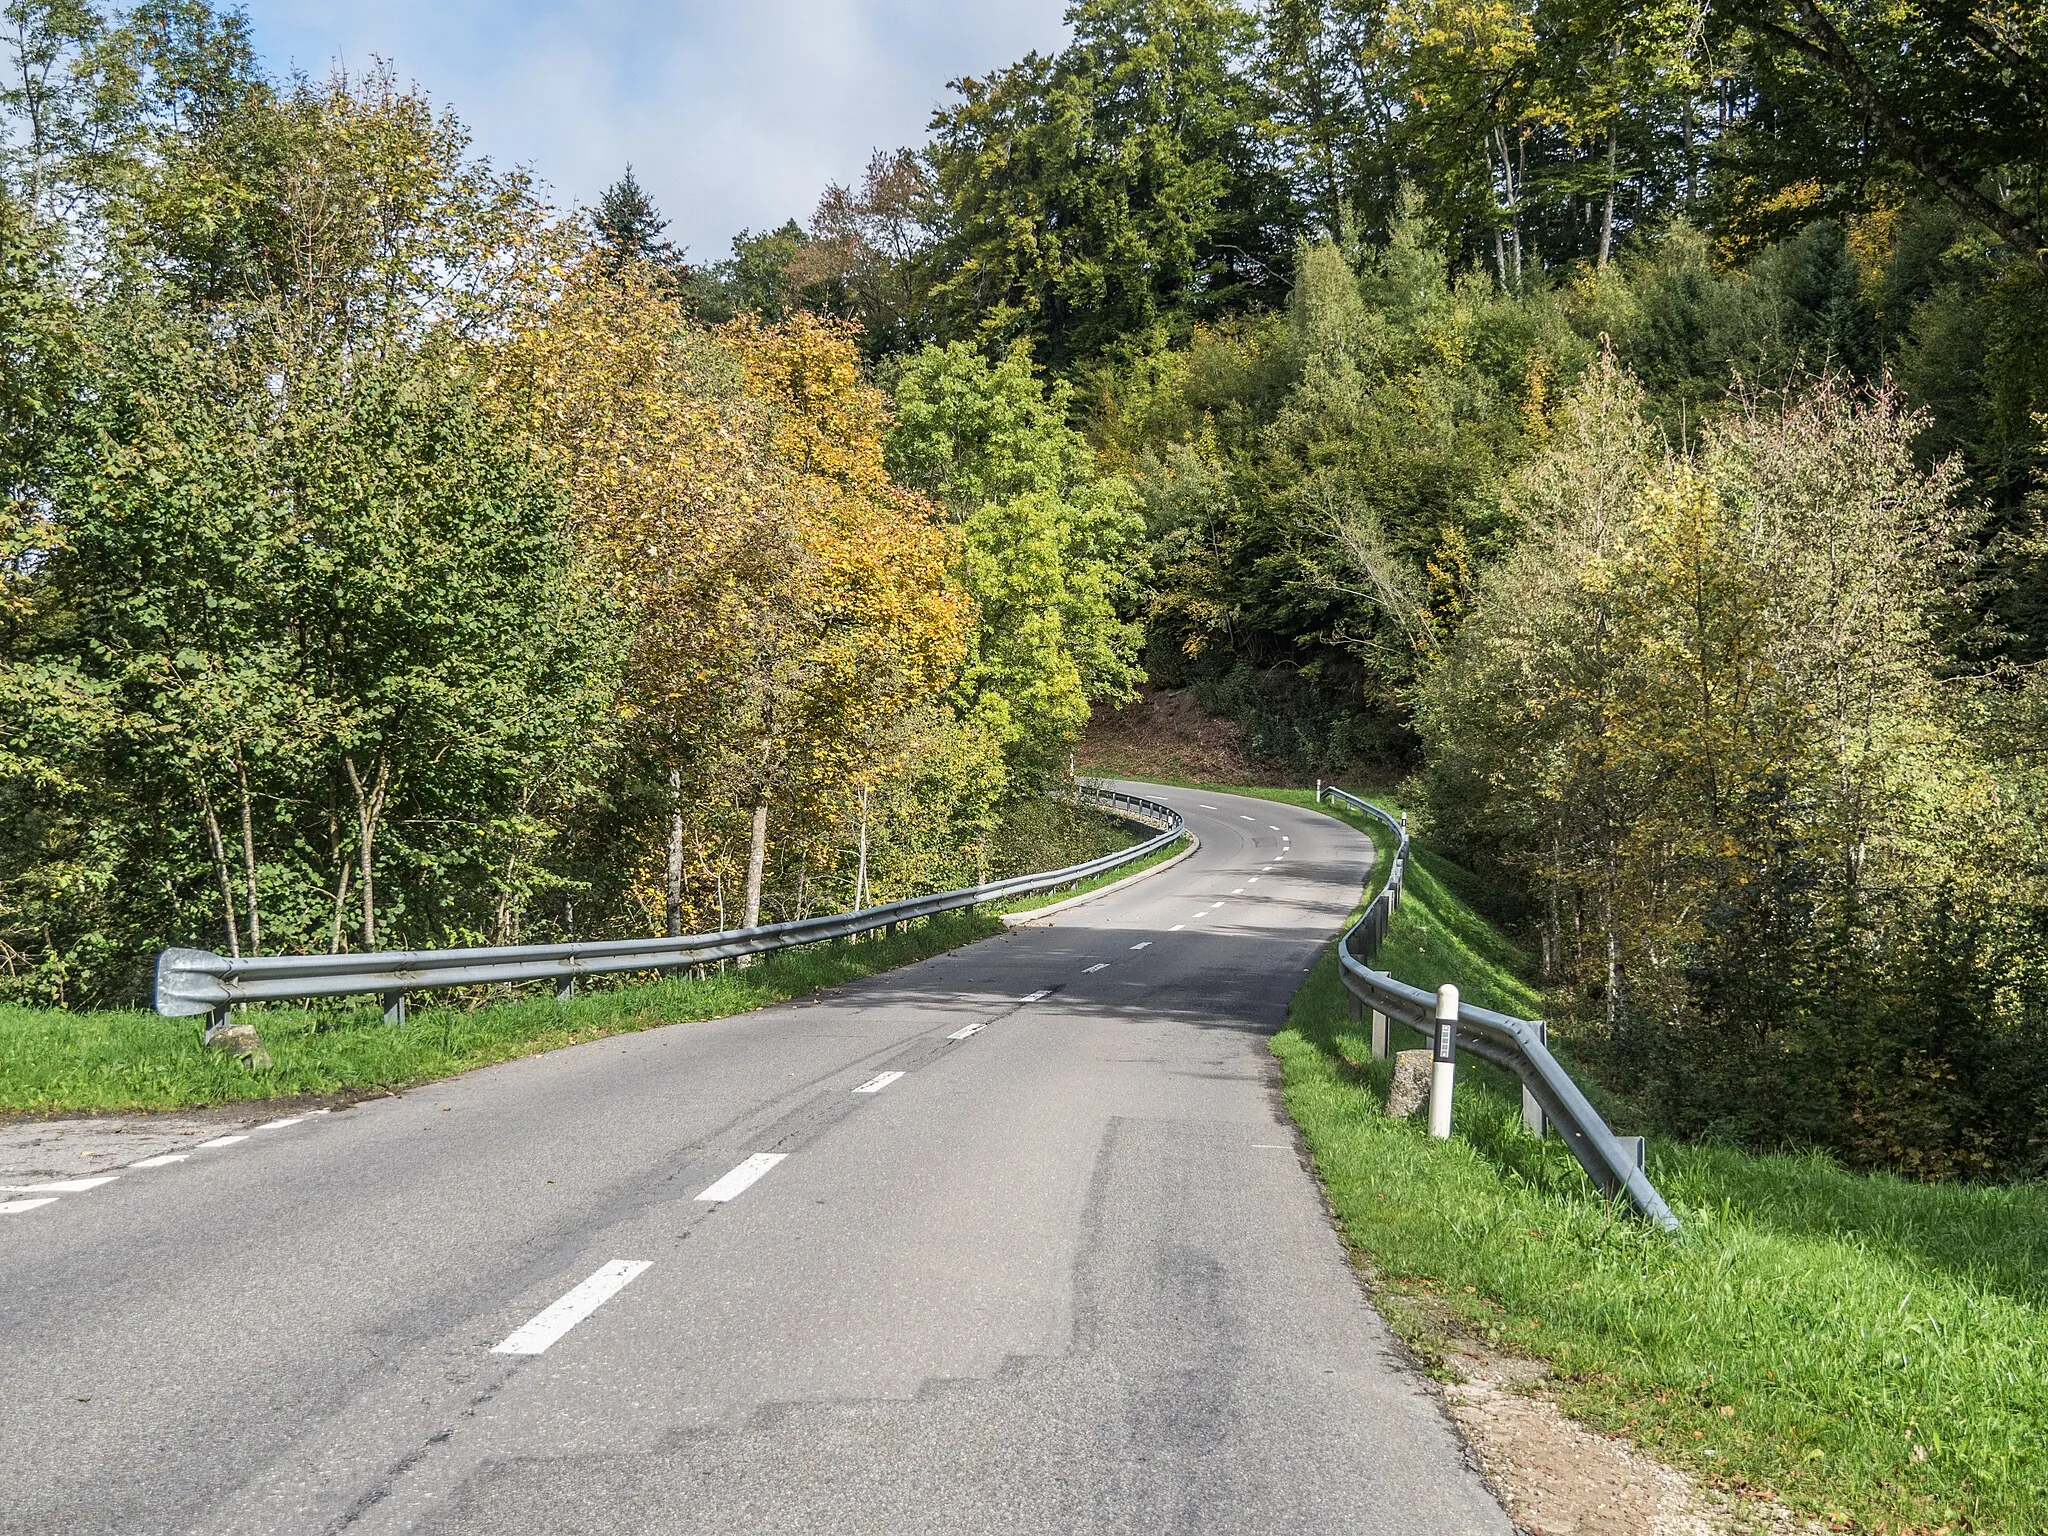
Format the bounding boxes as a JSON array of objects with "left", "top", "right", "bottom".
[
  {"left": 1314, "top": 783, "right": 1680, "bottom": 1231},
  {"left": 155, "top": 784, "right": 1183, "bottom": 1028}
]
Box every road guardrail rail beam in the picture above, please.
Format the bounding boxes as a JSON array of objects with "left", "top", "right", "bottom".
[
  {"left": 156, "top": 785, "right": 1182, "bottom": 1027},
  {"left": 1315, "top": 784, "right": 1679, "bottom": 1231}
]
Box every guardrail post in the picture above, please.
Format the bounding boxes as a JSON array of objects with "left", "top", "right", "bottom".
[
  {"left": 556, "top": 976, "right": 575, "bottom": 1003},
  {"left": 1428, "top": 983, "right": 1458, "bottom": 1139},
  {"left": 1523, "top": 1021, "right": 1548, "bottom": 1137},
  {"left": 1371, "top": 1009, "right": 1389, "bottom": 1061},
  {"left": 382, "top": 990, "right": 407, "bottom": 1026},
  {"left": 203, "top": 1004, "right": 231, "bottom": 1041}
]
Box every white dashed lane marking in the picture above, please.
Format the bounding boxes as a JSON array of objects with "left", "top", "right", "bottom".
[
  {"left": 1239, "top": 815, "right": 1255, "bottom": 821},
  {"left": 0, "top": 1176, "right": 118, "bottom": 1194},
  {"left": 1198, "top": 804, "right": 1218, "bottom": 809},
  {"left": 1169, "top": 924, "right": 1185, "bottom": 931},
  {"left": 491, "top": 1260, "right": 652, "bottom": 1356},
  {"left": 1083, "top": 963, "right": 1108, "bottom": 973},
  {"left": 131, "top": 1154, "right": 189, "bottom": 1168},
  {"left": 695, "top": 1153, "right": 786, "bottom": 1203},
  {"left": 2, "top": 1198, "right": 58, "bottom": 1215},
  {"left": 1130, "top": 941, "right": 1150, "bottom": 950},
  {"left": 852, "top": 1071, "right": 904, "bottom": 1094},
  {"left": 948, "top": 1021, "right": 988, "bottom": 1041},
  {"left": 197, "top": 1135, "right": 248, "bottom": 1148},
  {"left": 1020, "top": 989, "right": 1050, "bottom": 1003}
]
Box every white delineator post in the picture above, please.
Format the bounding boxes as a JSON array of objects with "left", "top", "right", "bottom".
[
  {"left": 1371, "top": 1009, "right": 1389, "bottom": 1061},
  {"left": 1523, "top": 1020, "right": 1548, "bottom": 1137},
  {"left": 1428, "top": 983, "right": 1458, "bottom": 1140}
]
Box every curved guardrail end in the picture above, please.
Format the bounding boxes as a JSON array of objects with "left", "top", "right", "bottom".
[{"left": 154, "top": 947, "right": 231, "bottom": 1017}]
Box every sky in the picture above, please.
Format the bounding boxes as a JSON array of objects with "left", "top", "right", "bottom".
[{"left": 235, "top": 1, "right": 1071, "bottom": 263}]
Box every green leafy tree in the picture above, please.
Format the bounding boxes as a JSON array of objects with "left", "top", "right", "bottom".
[
  {"left": 888, "top": 340, "right": 1146, "bottom": 773},
  {"left": 926, "top": 0, "right": 1295, "bottom": 365}
]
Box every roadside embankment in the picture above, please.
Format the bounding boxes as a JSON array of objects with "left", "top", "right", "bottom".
[{"left": 1275, "top": 789, "right": 2048, "bottom": 1536}]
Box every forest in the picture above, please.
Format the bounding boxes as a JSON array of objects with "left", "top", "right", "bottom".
[{"left": 3, "top": 0, "right": 2044, "bottom": 1177}]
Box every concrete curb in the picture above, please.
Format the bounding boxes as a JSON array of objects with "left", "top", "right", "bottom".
[{"left": 999, "top": 833, "right": 1200, "bottom": 926}]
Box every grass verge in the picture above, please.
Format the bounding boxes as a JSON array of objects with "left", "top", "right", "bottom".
[
  {"left": 994, "top": 830, "right": 1191, "bottom": 915},
  {"left": 1274, "top": 791, "right": 2048, "bottom": 1536},
  {"left": 0, "top": 910, "right": 1001, "bottom": 1117}
]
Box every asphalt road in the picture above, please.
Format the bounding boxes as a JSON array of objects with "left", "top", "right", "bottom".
[{"left": 1, "top": 783, "right": 1512, "bottom": 1535}]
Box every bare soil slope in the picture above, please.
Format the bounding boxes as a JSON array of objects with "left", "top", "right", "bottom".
[{"left": 1079, "top": 686, "right": 1294, "bottom": 785}]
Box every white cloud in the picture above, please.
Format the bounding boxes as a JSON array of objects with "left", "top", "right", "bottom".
[{"left": 239, "top": 0, "right": 1070, "bottom": 259}]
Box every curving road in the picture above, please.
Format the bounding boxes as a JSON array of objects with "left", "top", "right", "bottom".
[{"left": 0, "top": 783, "right": 1511, "bottom": 1535}]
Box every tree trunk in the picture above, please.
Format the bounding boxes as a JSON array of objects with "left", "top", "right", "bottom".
[
  {"left": 666, "top": 766, "right": 685, "bottom": 938},
  {"left": 1598, "top": 125, "right": 1618, "bottom": 268},
  {"left": 1545, "top": 827, "right": 1564, "bottom": 983},
  {"left": 329, "top": 859, "right": 353, "bottom": 953},
  {"left": 234, "top": 745, "right": 260, "bottom": 954},
  {"left": 196, "top": 782, "right": 241, "bottom": 959},
  {"left": 1603, "top": 850, "right": 1624, "bottom": 1042},
  {"left": 853, "top": 784, "right": 871, "bottom": 913},
  {"left": 342, "top": 751, "right": 390, "bottom": 950},
  {"left": 743, "top": 800, "right": 768, "bottom": 930}
]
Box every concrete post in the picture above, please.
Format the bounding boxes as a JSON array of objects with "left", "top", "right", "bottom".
[
  {"left": 1428, "top": 983, "right": 1458, "bottom": 1140},
  {"left": 1522, "top": 1021, "right": 1548, "bottom": 1138}
]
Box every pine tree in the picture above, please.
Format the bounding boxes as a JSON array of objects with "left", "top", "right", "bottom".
[{"left": 592, "top": 166, "right": 683, "bottom": 273}]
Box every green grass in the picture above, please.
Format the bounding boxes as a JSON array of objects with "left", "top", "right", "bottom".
[
  {"left": 0, "top": 910, "right": 1001, "bottom": 1116},
  {"left": 1274, "top": 791, "right": 2048, "bottom": 1535},
  {"left": 994, "top": 830, "right": 1191, "bottom": 915}
]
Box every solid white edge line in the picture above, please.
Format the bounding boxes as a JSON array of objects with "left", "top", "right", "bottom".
[
  {"left": 0, "top": 1176, "right": 119, "bottom": 1194},
  {"left": 853, "top": 1071, "right": 905, "bottom": 1094},
  {"left": 947, "top": 1021, "right": 987, "bottom": 1041},
  {"left": 196, "top": 1135, "right": 247, "bottom": 1148},
  {"left": 490, "top": 1259, "right": 653, "bottom": 1356},
  {"left": 131, "top": 1154, "right": 190, "bottom": 1168},
  {"left": 1, "top": 1197, "right": 59, "bottom": 1215},
  {"left": 695, "top": 1153, "right": 787, "bottom": 1203}
]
